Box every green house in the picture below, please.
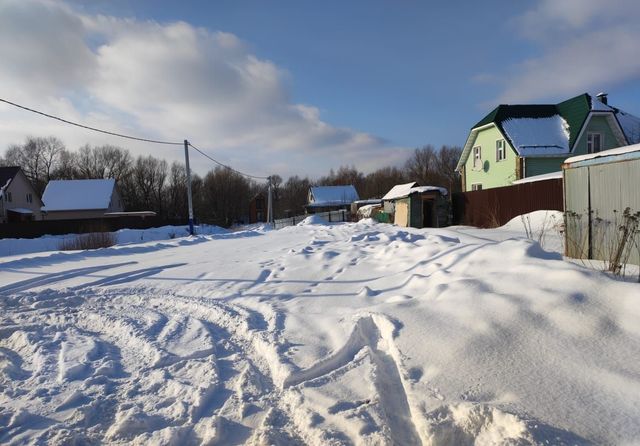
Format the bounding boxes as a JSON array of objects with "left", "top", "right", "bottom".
[{"left": 456, "top": 93, "right": 640, "bottom": 191}]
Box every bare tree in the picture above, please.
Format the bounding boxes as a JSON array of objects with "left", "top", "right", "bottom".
[
  {"left": 362, "top": 166, "right": 407, "bottom": 198},
  {"left": 75, "top": 144, "right": 132, "bottom": 181},
  {"left": 202, "top": 166, "right": 252, "bottom": 227},
  {"left": 4, "top": 136, "right": 67, "bottom": 194},
  {"left": 280, "top": 175, "right": 311, "bottom": 217},
  {"left": 120, "top": 155, "right": 168, "bottom": 214},
  {"left": 435, "top": 145, "right": 462, "bottom": 193},
  {"left": 404, "top": 145, "right": 437, "bottom": 186}
]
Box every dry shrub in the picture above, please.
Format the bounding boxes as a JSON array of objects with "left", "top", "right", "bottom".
[{"left": 59, "top": 232, "right": 116, "bottom": 251}]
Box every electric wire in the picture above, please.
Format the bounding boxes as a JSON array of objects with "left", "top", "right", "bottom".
[
  {"left": 0, "top": 97, "right": 270, "bottom": 181},
  {"left": 0, "top": 98, "right": 183, "bottom": 146},
  {"left": 188, "top": 142, "right": 270, "bottom": 180}
]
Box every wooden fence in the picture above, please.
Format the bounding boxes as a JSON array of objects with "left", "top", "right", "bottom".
[
  {"left": 451, "top": 179, "right": 563, "bottom": 228},
  {"left": 0, "top": 216, "right": 186, "bottom": 240}
]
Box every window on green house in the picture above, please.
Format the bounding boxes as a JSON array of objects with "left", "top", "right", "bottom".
[
  {"left": 587, "top": 132, "right": 603, "bottom": 153},
  {"left": 496, "top": 139, "right": 506, "bottom": 161},
  {"left": 471, "top": 183, "right": 482, "bottom": 191},
  {"left": 473, "top": 146, "right": 482, "bottom": 169}
]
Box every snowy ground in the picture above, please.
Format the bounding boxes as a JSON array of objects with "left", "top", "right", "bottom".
[
  {"left": 0, "top": 225, "right": 228, "bottom": 257},
  {"left": 1, "top": 214, "right": 639, "bottom": 445}
]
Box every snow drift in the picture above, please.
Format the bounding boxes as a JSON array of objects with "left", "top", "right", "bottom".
[{"left": 0, "top": 218, "right": 639, "bottom": 444}]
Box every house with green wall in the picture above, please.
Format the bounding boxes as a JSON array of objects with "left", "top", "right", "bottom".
[{"left": 456, "top": 93, "right": 640, "bottom": 191}]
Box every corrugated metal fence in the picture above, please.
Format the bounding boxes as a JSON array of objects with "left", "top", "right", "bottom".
[
  {"left": 565, "top": 157, "right": 640, "bottom": 266},
  {"left": 452, "top": 179, "right": 563, "bottom": 228},
  {"left": 274, "top": 210, "right": 348, "bottom": 230}
]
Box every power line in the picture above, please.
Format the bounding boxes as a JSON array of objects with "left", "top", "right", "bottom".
[
  {"left": 0, "top": 97, "right": 183, "bottom": 146},
  {"left": 188, "top": 142, "right": 269, "bottom": 180},
  {"left": 0, "top": 96, "right": 270, "bottom": 181}
]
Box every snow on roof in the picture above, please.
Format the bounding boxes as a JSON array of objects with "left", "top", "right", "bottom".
[
  {"left": 7, "top": 207, "right": 34, "bottom": 214},
  {"left": 512, "top": 171, "right": 563, "bottom": 185},
  {"left": 616, "top": 110, "right": 640, "bottom": 144},
  {"left": 564, "top": 142, "right": 640, "bottom": 166},
  {"left": 382, "top": 182, "right": 418, "bottom": 200},
  {"left": 501, "top": 115, "right": 570, "bottom": 156},
  {"left": 309, "top": 185, "right": 359, "bottom": 206},
  {"left": 591, "top": 97, "right": 614, "bottom": 112},
  {"left": 383, "top": 182, "right": 447, "bottom": 200},
  {"left": 353, "top": 199, "right": 383, "bottom": 205},
  {"left": 42, "top": 179, "right": 116, "bottom": 211}
]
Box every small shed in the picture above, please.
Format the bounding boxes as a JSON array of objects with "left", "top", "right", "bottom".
[
  {"left": 306, "top": 185, "right": 359, "bottom": 214},
  {"left": 382, "top": 182, "right": 449, "bottom": 228},
  {"left": 563, "top": 143, "right": 640, "bottom": 266},
  {"left": 41, "top": 179, "right": 124, "bottom": 220}
]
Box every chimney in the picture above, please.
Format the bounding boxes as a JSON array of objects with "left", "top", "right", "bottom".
[{"left": 596, "top": 92, "right": 608, "bottom": 105}]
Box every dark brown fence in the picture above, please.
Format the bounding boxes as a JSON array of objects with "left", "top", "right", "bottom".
[
  {"left": 0, "top": 216, "right": 187, "bottom": 240},
  {"left": 452, "top": 179, "right": 563, "bottom": 228}
]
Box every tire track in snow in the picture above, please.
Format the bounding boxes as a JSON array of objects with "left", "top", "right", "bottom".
[{"left": 284, "top": 314, "right": 422, "bottom": 445}]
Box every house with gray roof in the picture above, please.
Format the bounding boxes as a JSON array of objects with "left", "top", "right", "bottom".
[{"left": 456, "top": 93, "right": 640, "bottom": 191}]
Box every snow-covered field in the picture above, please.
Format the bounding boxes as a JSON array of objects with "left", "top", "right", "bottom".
[{"left": 1, "top": 215, "right": 639, "bottom": 445}]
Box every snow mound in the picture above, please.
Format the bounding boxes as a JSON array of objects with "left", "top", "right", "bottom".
[
  {"left": 0, "top": 220, "right": 638, "bottom": 444},
  {"left": 297, "top": 215, "right": 330, "bottom": 226},
  {"left": 0, "top": 224, "right": 228, "bottom": 257}
]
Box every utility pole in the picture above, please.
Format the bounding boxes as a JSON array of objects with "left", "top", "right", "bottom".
[
  {"left": 184, "top": 139, "right": 195, "bottom": 235},
  {"left": 267, "top": 176, "right": 274, "bottom": 227}
]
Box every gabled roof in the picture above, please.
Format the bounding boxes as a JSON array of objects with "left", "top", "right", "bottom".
[
  {"left": 457, "top": 93, "right": 640, "bottom": 171},
  {"left": 42, "top": 179, "right": 116, "bottom": 212},
  {"left": 382, "top": 182, "right": 447, "bottom": 200},
  {"left": 382, "top": 182, "right": 418, "bottom": 200},
  {"left": 308, "top": 185, "right": 359, "bottom": 207},
  {"left": 0, "top": 166, "right": 21, "bottom": 192}
]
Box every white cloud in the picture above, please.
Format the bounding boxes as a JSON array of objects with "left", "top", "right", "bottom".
[
  {"left": 493, "top": 0, "right": 640, "bottom": 103},
  {"left": 0, "top": 0, "right": 407, "bottom": 178}
]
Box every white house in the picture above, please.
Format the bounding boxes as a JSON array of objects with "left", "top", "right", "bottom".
[{"left": 0, "top": 166, "right": 43, "bottom": 223}]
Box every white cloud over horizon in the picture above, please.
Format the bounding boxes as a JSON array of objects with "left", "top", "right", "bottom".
[
  {"left": 0, "top": 0, "right": 409, "bottom": 178},
  {"left": 492, "top": 0, "right": 640, "bottom": 104}
]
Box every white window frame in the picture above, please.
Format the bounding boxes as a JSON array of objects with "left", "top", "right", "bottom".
[
  {"left": 587, "top": 132, "right": 603, "bottom": 153},
  {"left": 496, "top": 139, "right": 506, "bottom": 162},
  {"left": 473, "top": 146, "right": 482, "bottom": 169},
  {"left": 471, "top": 183, "right": 483, "bottom": 191}
]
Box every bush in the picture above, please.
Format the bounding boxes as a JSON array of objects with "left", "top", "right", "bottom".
[{"left": 59, "top": 232, "right": 116, "bottom": 251}]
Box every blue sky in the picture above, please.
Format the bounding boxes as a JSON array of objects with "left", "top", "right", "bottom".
[{"left": 2, "top": 0, "right": 640, "bottom": 177}]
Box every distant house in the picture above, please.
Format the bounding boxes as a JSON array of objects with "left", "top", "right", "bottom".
[
  {"left": 249, "top": 192, "right": 267, "bottom": 223},
  {"left": 41, "top": 179, "right": 124, "bottom": 220},
  {"left": 0, "top": 166, "right": 43, "bottom": 223},
  {"left": 382, "top": 182, "right": 449, "bottom": 228},
  {"left": 456, "top": 93, "right": 640, "bottom": 191},
  {"left": 306, "top": 185, "right": 359, "bottom": 214}
]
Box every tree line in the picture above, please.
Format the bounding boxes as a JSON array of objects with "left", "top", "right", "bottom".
[{"left": 1, "top": 136, "right": 461, "bottom": 227}]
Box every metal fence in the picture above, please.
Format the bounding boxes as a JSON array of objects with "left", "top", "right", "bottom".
[
  {"left": 451, "top": 179, "right": 563, "bottom": 228},
  {"left": 274, "top": 210, "right": 348, "bottom": 229}
]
